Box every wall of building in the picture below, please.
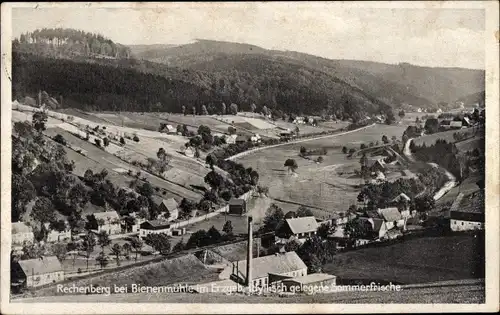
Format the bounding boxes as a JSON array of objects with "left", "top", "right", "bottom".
[
  {"left": 46, "top": 230, "right": 71, "bottom": 243},
  {"left": 12, "top": 232, "right": 35, "bottom": 245},
  {"left": 98, "top": 223, "right": 121, "bottom": 235},
  {"left": 140, "top": 227, "right": 171, "bottom": 238},
  {"left": 450, "top": 219, "right": 483, "bottom": 232},
  {"left": 26, "top": 271, "right": 64, "bottom": 288}
]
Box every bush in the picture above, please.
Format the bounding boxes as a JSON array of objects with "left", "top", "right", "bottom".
[
  {"left": 133, "top": 135, "right": 140, "bottom": 142},
  {"left": 53, "top": 134, "right": 67, "bottom": 145}
]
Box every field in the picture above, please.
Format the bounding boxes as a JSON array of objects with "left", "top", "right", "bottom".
[
  {"left": 236, "top": 124, "right": 408, "bottom": 215},
  {"left": 323, "top": 234, "right": 484, "bottom": 284},
  {"left": 412, "top": 127, "right": 477, "bottom": 147}
]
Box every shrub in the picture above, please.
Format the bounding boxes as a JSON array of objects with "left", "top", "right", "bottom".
[{"left": 133, "top": 135, "right": 140, "bottom": 142}]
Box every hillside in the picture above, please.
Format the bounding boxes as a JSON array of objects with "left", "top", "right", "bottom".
[{"left": 134, "top": 39, "right": 485, "bottom": 107}]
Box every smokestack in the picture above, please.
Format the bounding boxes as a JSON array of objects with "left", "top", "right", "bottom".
[{"left": 246, "top": 216, "right": 253, "bottom": 290}]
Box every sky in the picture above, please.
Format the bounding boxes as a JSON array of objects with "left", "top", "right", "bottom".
[{"left": 11, "top": 3, "right": 486, "bottom": 69}]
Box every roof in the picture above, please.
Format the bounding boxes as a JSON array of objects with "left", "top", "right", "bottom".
[
  {"left": 378, "top": 208, "right": 402, "bottom": 222},
  {"left": 229, "top": 198, "right": 245, "bottom": 206},
  {"left": 140, "top": 220, "right": 171, "bottom": 230},
  {"left": 235, "top": 135, "right": 250, "bottom": 142},
  {"left": 12, "top": 222, "right": 32, "bottom": 234},
  {"left": 449, "top": 193, "right": 465, "bottom": 213},
  {"left": 93, "top": 211, "right": 120, "bottom": 222},
  {"left": 463, "top": 117, "right": 471, "bottom": 125},
  {"left": 285, "top": 217, "right": 318, "bottom": 235},
  {"left": 452, "top": 190, "right": 484, "bottom": 215},
  {"left": 450, "top": 121, "right": 463, "bottom": 127},
  {"left": 391, "top": 193, "right": 411, "bottom": 202},
  {"left": 231, "top": 252, "right": 307, "bottom": 280},
  {"left": 210, "top": 238, "right": 261, "bottom": 262},
  {"left": 161, "top": 198, "right": 178, "bottom": 211},
  {"left": 284, "top": 273, "right": 336, "bottom": 285},
  {"left": 18, "top": 256, "right": 63, "bottom": 275},
  {"left": 359, "top": 217, "right": 385, "bottom": 233}
]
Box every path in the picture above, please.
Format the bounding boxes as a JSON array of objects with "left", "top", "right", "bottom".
[
  {"left": 226, "top": 123, "right": 376, "bottom": 161},
  {"left": 404, "top": 138, "right": 457, "bottom": 200}
]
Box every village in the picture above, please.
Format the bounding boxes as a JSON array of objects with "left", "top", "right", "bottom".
[{"left": 10, "top": 92, "right": 485, "bottom": 300}]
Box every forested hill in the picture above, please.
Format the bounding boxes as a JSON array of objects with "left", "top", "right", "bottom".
[
  {"left": 13, "top": 28, "right": 132, "bottom": 59},
  {"left": 134, "top": 39, "right": 485, "bottom": 108},
  {"left": 12, "top": 50, "right": 393, "bottom": 119}
]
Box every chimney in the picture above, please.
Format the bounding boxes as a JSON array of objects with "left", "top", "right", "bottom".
[{"left": 246, "top": 216, "right": 253, "bottom": 290}]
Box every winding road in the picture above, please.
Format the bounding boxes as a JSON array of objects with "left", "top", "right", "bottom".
[{"left": 403, "top": 139, "right": 457, "bottom": 200}]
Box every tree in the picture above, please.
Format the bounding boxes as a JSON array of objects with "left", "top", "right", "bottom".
[
  {"left": 296, "top": 206, "right": 314, "bottom": 217},
  {"left": 133, "top": 135, "right": 140, "bottom": 142},
  {"left": 385, "top": 110, "right": 396, "bottom": 125},
  {"left": 94, "top": 138, "right": 101, "bottom": 147},
  {"left": 32, "top": 111, "right": 48, "bottom": 132},
  {"left": 398, "top": 110, "right": 406, "bottom": 118},
  {"left": 173, "top": 238, "right": 185, "bottom": 252},
  {"left": 359, "top": 153, "right": 368, "bottom": 168},
  {"left": 348, "top": 148, "right": 356, "bottom": 155},
  {"left": 204, "top": 171, "right": 224, "bottom": 192},
  {"left": 250, "top": 103, "right": 257, "bottom": 113},
  {"left": 295, "top": 126, "right": 300, "bottom": 136},
  {"left": 96, "top": 251, "right": 109, "bottom": 269},
  {"left": 222, "top": 220, "right": 233, "bottom": 236},
  {"left": 201, "top": 105, "right": 208, "bottom": 115},
  {"left": 262, "top": 204, "right": 285, "bottom": 233},
  {"left": 192, "top": 105, "right": 197, "bottom": 116},
  {"left": 82, "top": 232, "right": 96, "bottom": 270},
  {"left": 262, "top": 106, "right": 269, "bottom": 116},
  {"left": 228, "top": 126, "right": 237, "bottom": 135},
  {"left": 299, "top": 146, "right": 307, "bottom": 156},
  {"left": 414, "top": 195, "right": 435, "bottom": 213},
  {"left": 157, "top": 148, "right": 167, "bottom": 161},
  {"left": 206, "top": 154, "right": 218, "bottom": 169},
  {"left": 284, "top": 158, "right": 298, "bottom": 173},
  {"left": 284, "top": 239, "right": 301, "bottom": 252},
  {"left": 120, "top": 137, "right": 126, "bottom": 145},
  {"left": 179, "top": 198, "right": 195, "bottom": 216},
  {"left": 185, "top": 229, "right": 210, "bottom": 249},
  {"left": 369, "top": 142, "right": 374, "bottom": 147},
  {"left": 144, "top": 233, "right": 171, "bottom": 256},
  {"left": 208, "top": 226, "right": 222, "bottom": 243},
  {"left": 137, "top": 182, "right": 154, "bottom": 198},
  {"left": 382, "top": 135, "right": 389, "bottom": 144},
  {"left": 360, "top": 143, "right": 367, "bottom": 150},
  {"left": 344, "top": 218, "right": 368, "bottom": 240},
  {"left": 391, "top": 135, "right": 397, "bottom": 143},
  {"left": 122, "top": 243, "right": 132, "bottom": 258},
  {"left": 52, "top": 243, "right": 67, "bottom": 262},
  {"left": 229, "top": 103, "right": 238, "bottom": 115},
  {"left": 424, "top": 118, "right": 439, "bottom": 134},
  {"left": 111, "top": 243, "right": 122, "bottom": 266},
  {"left": 342, "top": 146, "right": 348, "bottom": 154},
  {"left": 54, "top": 134, "right": 66, "bottom": 145},
  {"left": 129, "top": 237, "right": 143, "bottom": 261},
  {"left": 31, "top": 197, "right": 56, "bottom": 230},
  {"left": 103, "top": 137, "right": 110, "bottom": 147},
  {"left": 97, "top": 231, "right": 111, "bottom": 252}
]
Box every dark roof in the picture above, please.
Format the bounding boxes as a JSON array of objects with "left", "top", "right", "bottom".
[
  {"left": 229, "top": 198, "right": 245, "bottom": 206},
  {"left": 18, "top": 256, "right": 63, "bottom": 275},
  {"left": 450, "top": 190, "right": 484, "bottom": 222},
  {"left": 378, "top": 208, "right": 402, "bottom": 222},
  {"left": 140, "top": 220, "right": 171, "bottom": 230},
  {"left": 235, "top": 135, "right": 250, "bottom": 142}
]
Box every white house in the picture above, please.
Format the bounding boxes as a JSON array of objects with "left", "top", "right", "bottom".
[
  {"left": 44, "top": 222, "right": 71, "bottom": 243},
  {"left": 250, "top": 134, "right": 262, "bottom": 143},
  {"left": 139, "top": 220, "right": 172, "bottom": 238},
  {"left": 222, "top": 251, "right": 307, "bottom": 289},
  {"left": 449, "top": 191, "right": 484, "bottom": 232},
  {"left": 13, "top": 256, "right": 64, "bottom": 288},
  {"left": 225, "top": 134, "right": 238, "bottom": 144},
  {"left": 377, "top": 207, "right": 406, "bottom": 230},
  {"left": 159, "top": 198, "right": 179, "bottom": 222},
  {"left": 282, "top": 217, "right": 318, "bottom": 239},
  {"left": 93, "top": 211, "right": 122, "bottom": 235},
  {"left": 12, "top": 222, "right": 35, "bottom": 245}
]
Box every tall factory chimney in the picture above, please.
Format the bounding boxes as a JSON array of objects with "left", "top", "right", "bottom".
[{"left": 245, "top": 216, "right": 253, "bottom": 291}]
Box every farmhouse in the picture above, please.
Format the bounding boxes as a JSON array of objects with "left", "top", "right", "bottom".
[
  {"left": 139, "top": 220, "right": 172, "bottom": 238},
  {"left": 224, "top": 251, "right": 307, "bottom": 288},
  {"left": 250, "top": 134, "right": 262, "bottom": 143},
  {"left": 159, "top": 198, "right": 179, "bottom": 221},
  {"left": 12, "top": 222, "right": 35, "bottom": 245},
  {"left": 44, "top": 222, "right": 71, "bottom": 243},
  {"left": 449, "top": 191, "right": 484, "bottom": 232},
  {"left": 280, "top": 217, "right": 318, "bottom": 239},
  {"left": 93, "top": 211, "right": 122, "bottom": 235},
  {"left": 225, "top": 134, "right": 238, "bottom": 144},
  {"left": 228, "top": 198, "right": 246, "bottom": 215},
  {"left": 161, "top": 124, "right": 176, "bottom": 134},
  {"left": 282, "top": 273, "right": 337, "bottom": 292},
  {"left": 12, "top": 256, "right": 64, "bottom": 288},
  {"left": 377, "top": 207, "right": 406, "bottom": 230},
  {"left": 184, "top": 147, "right": 195, "bottom": 158}
]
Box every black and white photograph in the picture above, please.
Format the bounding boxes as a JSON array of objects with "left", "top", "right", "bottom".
[{"left": 1, "top": 1, "right": 498, "bottom": 313}]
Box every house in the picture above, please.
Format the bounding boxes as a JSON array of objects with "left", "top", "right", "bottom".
[
  {"left": 280, "top": 217, "right": 318, "bottom": 239},
  {"left": 161, "top": 124, "right": 176, "bottom": 134},
  {"left": 390, "top": 193, "right": 412, "bottom": 218},
  {"left": 358, "top": 217, "right": 387, "bottom": 240},
  {"left": 449, "top": 191, "right": 484, "bottom": 231},
  {"left": 462, "top": 117, "right": 472, "bottom": 127},
  {"left": 225, "top": 134, "right": 238, "bottom": 144},
  {"left": 184, "top": 147, "right": 195, "bottom": 158},
  {"left": 139, "top": 220, "right": 172, "bottom": 238},
  {"left": 369, "top": 160, "right": 386, "bottom": 174},
  {"left": 282, "top": 273, "right": 336, "bottom": 292},
  {"left": 293, "top": 117, "right": 305, "bottom": 125},
  {"left": 223, "top": 251, "right": 307, "bottom": 288},
  {"left": 44, "top": 222, "right": 71, "bottom": 243},
  {"left": 125, "top": 213, "right": 146, "bottom": 233},
  {"left": 439, "top": 119, "right": 452, "bottom": 130},
  {"left": 250, "top": 134, "right": 261, "bottom": 143},
  {"left": 93, "top": 211, "right": 122, "bottom": 235},
  {"left": 12, "top": 222, "right": 35, "bottom": 245},
  {"left": 377, "top": 207, "right": 406, "bottom": 230},
  {"left": 450, "top": 121, "right": 463, "bottom": 129},
  {"left": 235, "top": 135, "right": 250, "bottom": 144},
  {"left": 12, "top": 256, "right": 64, "bottom": 288},
  {"left": 159, "top": 198, "right": 179, "bottom": 221},
  {"left": 391, "top": 193, "right": 411, "bottom": 204},
  {"left": 228, "top": 198, "right": 246, "bottom": 215}
]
